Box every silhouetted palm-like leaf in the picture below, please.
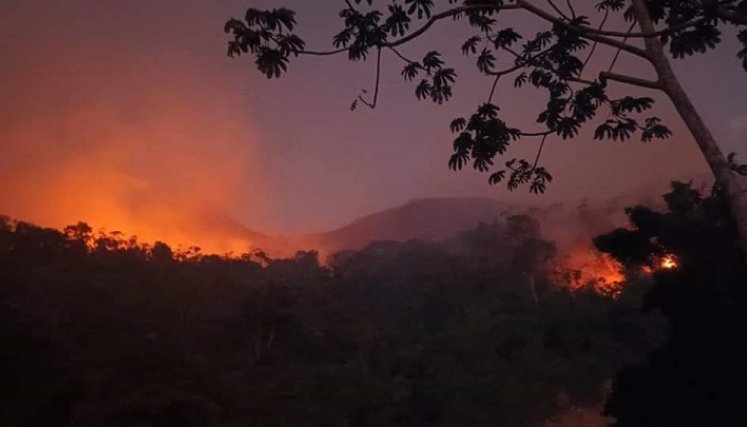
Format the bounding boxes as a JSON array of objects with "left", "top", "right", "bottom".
[
  {"left": 405, "top": 0, "right": 434, "bottom": 19},
  {"left": 459, "top": 37, "right": 479, "bottom": 57},
  {"left": 255, "top": 48, "right": 288, "bottom": 78},
  {"left": 493, "top": 28, "right": 522, "bottom": 49},
  {"left": 422, "top": 51, "right": 444, "bottom": 70},
  {"left": 477, "top": 48, "right": 496, "bottom": 73},
  {"left": 450, "top": 118, "right": 467, "bottom": 133},
  {"left": 401, "top": 62, "right": 421, "bottom": 81}
]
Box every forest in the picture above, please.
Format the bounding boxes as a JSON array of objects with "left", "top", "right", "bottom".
[
  {"left": 3, "top": 0, "right": 747, "bottom": 425},
  {"left": 3, "top": 182, "right": 743, "bottom": 426}
]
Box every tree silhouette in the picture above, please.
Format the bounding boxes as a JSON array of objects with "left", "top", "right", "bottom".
[
  {"left": 594, "top": 181, "right": 747, "bottom": 426},
  {"left": 224, "top": 0, "right": 747, "bottom": 260},
  {"left": 1, "top": 214, "right": 665, "bottom": 426}
]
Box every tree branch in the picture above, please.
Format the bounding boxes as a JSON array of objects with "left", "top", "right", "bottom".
[
  {"left": 488, "top": 75, "right": 501, "bottom": 104},
  {"left": 546, "top": 0, "right": 570, "bottom": 21},
  {"left": 357, "top": 47, "right": 382, "bottom": 109},
  {"left": 387, "top": 46, "right": 415, "bottom": 64},
  {"left": 301, "top": 47, "right": 349, "bottom": 56},
  {"left": 580, "top": 8, "right": 610, "bottom": 78},
  {"left": 500, "top": 46, "right": 595, "bottom": 85},
  {"left": 565, "top": 0, "right": 577, "bottom": 20},
  {"left": 600, "top": 71, "right": 662, "bottom": 90},
  {"left": 384, "top": 4, "right": 523, "bottom": 48},
  {"left": 520, "top": 1, "right": 711, "bottom": 39},
  {"left": 608, "top": 21, "right": 637, "bottom": 72},
  {"left": 488, "top": 47, "right": 552, "bottom": 77},
  {"left": 299, "top": 1, "right": 707, "bottom": 60},
  {"left": 532, "top": 134, "right": 549, "bottom": 169},
  {"left": 521, "top": 130, "right": 554, "bottom": 137},
  {"left": 516, "top": 0, "right": 649, "bottom": 60}
]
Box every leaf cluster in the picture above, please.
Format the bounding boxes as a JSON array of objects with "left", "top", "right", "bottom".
[
  {"left": 225, "top": 8, "right": 304, "bottom": 78},
  {"left": 226, "top": 0, "right": 745, "bottom": 193}
]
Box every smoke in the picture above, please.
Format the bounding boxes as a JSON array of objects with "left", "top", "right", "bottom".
[
  {"left": 0, "top": 36, "right": 264, "bottom": 253},
  {"left": 527, "top": 191, "right": 667, "bottom": 293}
]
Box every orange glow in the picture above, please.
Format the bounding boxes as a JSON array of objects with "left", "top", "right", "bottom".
[
  {"left": 641, "top": 254, "right": 679, "bottom": 274},
  {"left": 554, "top": 239, "right": 625, "bottom": 298},
  {"left": 0, "top": 80, "right": 265, "bottom": 255},
  {"left": 660, "top": 255, "right": 678, "bottom": 270}
]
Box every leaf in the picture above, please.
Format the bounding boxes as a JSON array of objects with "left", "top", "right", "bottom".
[
  {"left": 401, "top": 62, "right": 421, "bottom": 81},
  {"left": 555, "top": 117, "right": 581, "bottom": 139},
  {"left": 415, "top": 79, "right": 432, "bottom": 100},
  {"left": 405, "top": 0, "right": 434, "bottom": 19},
  {"left": 405, "top": 0, "right": 433, "bottom": 19},
  {"left": 453, "top": 132, "right": 473, "bottom": 150},
  {"left": 461, "top": 36, "right": 481, "bottom": 56},
  {"left": 450, "top": 118, "right": 467, "bottom": 133},
  {"left": 669, "top": 23, "right": 722, "bottom": 59},
  {"left": 333, "top": 29, "right": 353, "bottom": 48},
  {"left": 385, "top": 4, "right": 411, "bottom": 37},
  {"left": 477, "top": 48, "right": 496, "bottom": 73},
  {"left": 612, "top": 96, "right": 655, "bottom": 115},
  {"left": 448, "top": 152, "right": 469, "bottom": 170},
  {"left": 514, "top": 72, "right": 528, "bottom": 88},
  {"left": 477, "top": 103, "right": 500, "bottom": 119},
  {"left": 255, "top": 48, "right": 289, "bottom": 78},
  {"left": 493, "top": 28, "right": 522, "bottom": 49},
  {"left": 641, "top": 117, "right": 672, "bottom": 142},
  {"left": 433, "top": 68, "right": 457, "bottom": 87},
  {"left": 738, "top": 30, "right": 747, "bottom": 72},
  {"left": 474, "top": 157, "right": 494, "bottom": 172},
  {"left": 224, "top": 18, "right": 247, "bottom": 35},
  {"left": 489, "top": 170, "right": 506, "bottom": 185},
  {"left": 422, "top": 51, "right": 444, "bottom": 70},
  {"left": 594, "top": 121, "right": 614, "bottom": 140}
]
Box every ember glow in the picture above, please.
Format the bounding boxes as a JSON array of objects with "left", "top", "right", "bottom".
[
  {"left": 660, "top": 255, "right": 678, "bottom": 270},
  {"left": 642, "top": 254, "right": 679, "bottom": 274}
]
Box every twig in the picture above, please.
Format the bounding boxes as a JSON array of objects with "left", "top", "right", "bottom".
[{"left": 357, "top": 47, "right": 382, "bottom": 108}]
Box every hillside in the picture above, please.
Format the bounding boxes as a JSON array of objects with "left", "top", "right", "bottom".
[{"left": 275, "top": 197, "right": 511, "bottom": 257}]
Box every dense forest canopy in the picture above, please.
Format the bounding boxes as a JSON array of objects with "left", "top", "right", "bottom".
[{"left": 1, "top": 209, "right": 666, "bottom": 426}]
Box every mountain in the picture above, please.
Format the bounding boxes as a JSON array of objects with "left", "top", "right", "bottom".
[
  {"left": 238, "top": 190, "right": 666, "bottom": 260},
  {"left": 257, "top": 197, "right": 511, "bottom": 258}
]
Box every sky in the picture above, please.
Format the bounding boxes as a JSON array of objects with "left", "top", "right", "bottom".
[{"left": 1, "top": 0, "right": 746, "bottom": 241}]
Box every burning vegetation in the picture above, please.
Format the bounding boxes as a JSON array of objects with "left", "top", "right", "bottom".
[
  {"left": 552, "top": 239, "right": 626, "bottom": 299},
  {"left": 659, "top": 255, "right": 678, "bottom": 270}
]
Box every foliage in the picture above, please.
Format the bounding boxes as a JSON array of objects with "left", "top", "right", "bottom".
[
  {"left": 594, "top": 182, "right": 747, "bottom": 426},
  {"left": 0, "top": 214, "right": 663, "bottom": 426},
  {"left": 225, "top": 0, "right": 747, "bottom": 193}
]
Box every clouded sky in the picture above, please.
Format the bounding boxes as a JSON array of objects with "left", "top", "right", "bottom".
[{"left": 1, "top": 0, "right": 745, "bottom": 236}]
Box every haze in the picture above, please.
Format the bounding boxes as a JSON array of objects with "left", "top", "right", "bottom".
[{"left": 1, "top": 0, "right": 745, "bottom": 242}]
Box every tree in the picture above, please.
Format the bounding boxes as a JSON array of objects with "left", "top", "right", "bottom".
[
  {"left": 224, "top": 0, "right": 747, "bottom": 260},
  {"left": 594, "top": 181, "right": 747, "bottom": 426}
]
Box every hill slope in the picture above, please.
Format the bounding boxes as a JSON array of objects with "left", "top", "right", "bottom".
[{"left": 271, "top": 197, "right": 511, "bottom": 257}]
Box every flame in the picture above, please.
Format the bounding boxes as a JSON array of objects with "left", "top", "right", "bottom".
[
  {"left": 641, "top": 254, "right": 679, "bottom": 274},
  {"left": 660, "top": 255, "right": 678, "bottom": 270},
  {"left": 554, "top": 239, "right": 625, "bottom": 298},
  {"left": 0, "top": 71, "right": 265, "bottom": 256}
]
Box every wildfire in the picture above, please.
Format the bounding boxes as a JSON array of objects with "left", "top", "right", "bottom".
[
  {"left": 660, "top": 255, "right": 678, "bottom": 270},
  {"left": 642, "top": 254, "right": 679, "bottom": 274},
  {"left": 553, "top": 239, "right": 626, "bottom": 298},
  {"left": 0, "top": 56, "right": 270, "bottom": 258}
]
